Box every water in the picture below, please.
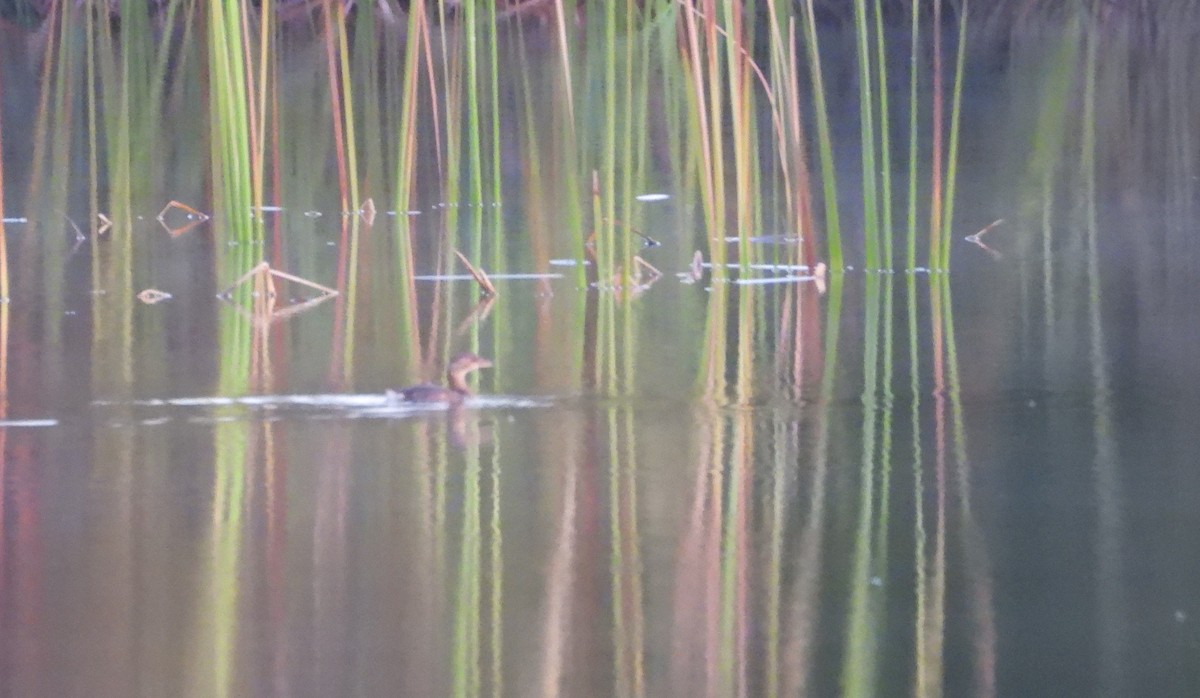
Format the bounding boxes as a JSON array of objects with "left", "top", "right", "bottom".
[{"left": 3, "top": 11, "right": 1200, "bottom": 697}]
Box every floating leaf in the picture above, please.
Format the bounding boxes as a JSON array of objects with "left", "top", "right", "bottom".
[
  {"left": 964, "top": 218, "right": 1004, "bottom": 243},
  {"left": 680, "top": 250, "right": 705, "bottom": 284},
  {"left": 157, "top": 201, "right": 210, "bottom": 237},
  {"left": 137, "top": 288, "right": 173, "bottom": 304},
  {"left": 360, "top": 198, "right": 377, "bottom": 226},
  {"left": 965, "top": 218, "right": 1004, "bottom": 259}
]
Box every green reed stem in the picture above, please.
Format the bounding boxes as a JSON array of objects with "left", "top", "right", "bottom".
[
  {"left": 486, "top": 0, "right": 504, "bottom": 269},
  {"left": 928, "top": 0, "right": 944, "bottom": 269},
  {"left": 395, "top": 0, "right": 426, "bottom": 212},
  {"left": 801, "top": 0, "right": 842, "bottom": 270},
  {"left": 603, "top": 0, "right": 619, "bottom": 287},
  {"left": 723, "top": 0, "right": 754, "bottom": 268},
  {"left": 464, "top": 0, "right": 484, "bottom": 210},
  {"left": 621, "top": 0, "right": 640, "bottom": 283},
  {"left": 85, "top": 7, "right": 99, "bottom": 229},
  {"left": 207, "top": 0, "right": 258, "bottom": 243},
  {"left": 939, "top": 1, "right": 969, "bottom": 270},
  {"left": 440, "top": 5, "right": 463, "bottom": 235},
  {"left": 853, "top": 0, "right": 880, "bottom": 270},
  {"left": 905, "top": 0, "right": 920, "bottom": 272},
  {"left": 336, "top": 4, "right": 360, "bottom": 210},
  {"left": 705, "top": 3, "right": 727, "bottom": 252},
  {"left": 873, "top": 0, "right": 894, "bottom": 269}
]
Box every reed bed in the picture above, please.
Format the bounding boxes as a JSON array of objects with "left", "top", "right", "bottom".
[{"left": 8, "top": 1, "right": 976, "bottom": 309}]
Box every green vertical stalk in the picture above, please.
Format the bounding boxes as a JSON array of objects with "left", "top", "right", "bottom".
[
  {"left": 84, "top": 6, "right": 99, "bottom": 235},
  {"left": 207, "top": 0, "right": 259, "bottom": 244},
  {"left": 764, "top": 0, "right": 790, "bottom": 226},
  {"left": 801, "top": 0, "right": 842, "bottom": 269},
  {"left": 394, "top": 1, "right": 425, "bottom": 216},
  {"left": 939, "top": 1, "right": 969, "bottom": 270},
  {"left": 335, "top": 4, "right": 360, "bottom": 210},
  {"left": 342, "top": 217, "right": 363, "bottom": 382},
  {"left": 705, "top": 1, "right": 727, "bottom": 253},
  {"left": 928, "top": 0, "right": 944, "bottom": 268},
  {"left": 722, "top": 0, "right": 754, "bottom": 269},
  {"left": 463, "top": 0, "right": 484, "bottom": 210},
  {"left": 547, "top": 1, "right": 585, "bottom": 286},
  {"left": 486, "top": 0, "right": 504, "bottom": 267},
  {"left": 872, "top": 0, "right": 894, "bottom": 269},
  {"left": 355, "top": 11, "right": 388, "bottom": 203},
  {"left": 679, "top": 0, "right": 729, "bottom": 271},
  {"left": 602, "top": 0, "right": 619, "bottom": 288},
  {"left": 905, "top": 0, "right": 920, "bottom": 272},
  {"left": 630, "top": 0, "right": 655, "bottom": 207},
  {"left": 254, "top": 0, "right": 273, "bottom": 206},
  {"left": 440, "top": 7, "right": 463, "bottom": 236},
  {"left": 28, "top": 6, "right": 73, "bottom": 357},
  {"left": 852, "top": 0, "right": 880, "bottom": 270},
  {"left": 388, "top": 2, "right": 427, "bottom": 374},
  {"left": 621, "top": 0, "right": 638, "bottom": 286}
]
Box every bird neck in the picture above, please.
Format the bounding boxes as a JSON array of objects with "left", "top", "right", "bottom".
[{"left": 447, "top": 369, "right": 474, "bottom": 395}]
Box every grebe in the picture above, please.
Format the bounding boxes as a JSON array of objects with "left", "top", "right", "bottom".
[{"left": 388, "top": 352, "right": 493, "bottom": 404}]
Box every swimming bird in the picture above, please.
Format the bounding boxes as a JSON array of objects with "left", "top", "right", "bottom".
[{"left": 387, "top": 352, "right": 493, "bottom": 404}]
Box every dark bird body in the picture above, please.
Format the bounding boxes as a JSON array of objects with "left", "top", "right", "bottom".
[{"left": 388, "top": 353, "right": 493, "bottom": 404}]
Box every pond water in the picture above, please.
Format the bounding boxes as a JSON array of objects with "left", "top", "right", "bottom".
[{"left": 2, "top": 11, "right": 1200, "bottom": 697}]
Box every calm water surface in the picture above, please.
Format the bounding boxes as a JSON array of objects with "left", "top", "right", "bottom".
[{"left": 2, "top": 16, "right": 1200, "bottom": 698}]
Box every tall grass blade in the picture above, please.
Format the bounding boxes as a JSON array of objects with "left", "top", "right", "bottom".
[
  {"left": 852, "top": 0, "right": 880, "bottom": 269},
  {"left": 906, "top": 0, "right": 920, "bottom": 271},
  {"left": 207, "top": 0, "right": 261, "bottom": 244},
  {"left": 929, "top": 0, "right": 944, "bottom": 268},
  {"left": 873, "top": 0, "right": 894, "bottom": 269},
  {"left": 801, "top": 0, "right": 843, "bottom": 270},
  {"left": 939, "top": 1, "right": 970, "bottom": 269}
]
